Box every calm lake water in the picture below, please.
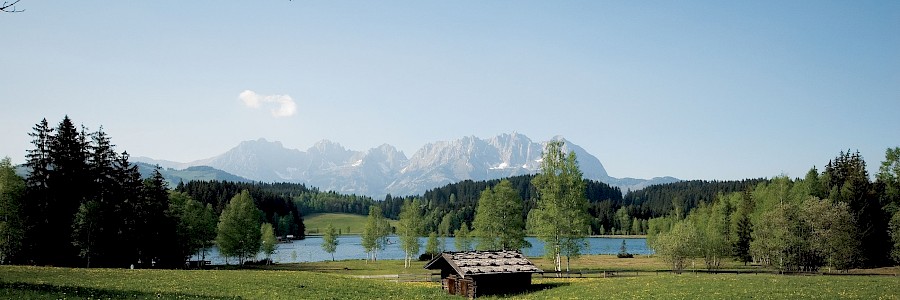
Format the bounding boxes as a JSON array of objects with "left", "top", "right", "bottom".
[{"left": 194, "top": 236, "right": 651, "bottom": 265}]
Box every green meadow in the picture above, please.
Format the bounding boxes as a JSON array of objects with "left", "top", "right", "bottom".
[
  {"left": 2, "top": 256, "right": 898, "bottom": 299},
  {"left": 303, "top": 213, "right": 398, "bottom": 235},
  {"left": 0, "top": 265, "right": 451, "bottom": 300}
]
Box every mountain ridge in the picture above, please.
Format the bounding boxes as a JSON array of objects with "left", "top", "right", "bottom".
[{"left": 134, "top": 133, "right": 679, "bottom": 198}]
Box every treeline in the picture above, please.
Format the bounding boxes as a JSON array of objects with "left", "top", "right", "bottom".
[
  {"left": 649, "top": 150, "right": 900, "bottom": 271},
  {"left": 195, "top": 174, "right": 624, "bottom": 237},
  {"left": 594, "top": 178, "right": 768, "bottom": 236},
  {"left": 187, "top": 173, "right": 771, "bottom": 238},
  {"left": 0, "top": 116, "right": 300, "bottom": 268},
  {"left": 382, "top": 174, "right": 623, "bottom": 236},
  {"left": 0, "top": 117, "right": 200, "bottom": 267},
  {"left": 176, "top": 181, "right": 305, "bottom": 239},
  {"left": 294, "top": 190, "right": 375, "bottom": 216},
  {"left": 623, "top": 179, "right": 768, "bottom": 218}
]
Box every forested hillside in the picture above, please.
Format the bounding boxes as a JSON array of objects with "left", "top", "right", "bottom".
[
  {"left": 648, "top": 150, "right": 900, "bottom": 271},
  {"left": 175, "top": 181, "right": 305, "bottom": 239},
  {"left": 623, "top": 179, "right": 768, "bottom": 218},
  {"left": 172, "top": 174, "right": 773, "bottom": 237},
  {"left": 0, "top": 117, "right": 308, "bottom": 268},
  {"left": 382, "top": 174, "right": 623, "bottom": 235}
]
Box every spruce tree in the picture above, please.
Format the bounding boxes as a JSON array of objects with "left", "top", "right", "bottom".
[{"left": 824, "top": 151, "right": 888, "bottom": 266}]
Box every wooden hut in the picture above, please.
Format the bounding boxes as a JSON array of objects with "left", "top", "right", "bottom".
[{"left": 424, "top": 250, "right": 543, "bottom": 298}]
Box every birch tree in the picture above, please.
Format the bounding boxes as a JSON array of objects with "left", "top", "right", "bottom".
[
  {"left": 528, "top": 140, "right": 590, "bottom": 272},
  {"left": 472, "top": 180, "right": 528, "bottom": 251},
  {"left": 397, "top": 199, "right": 423, "bottom": 268},
  {"left": 362, "top": 206, "right": 390, "bottom": 262},
  {"left": 321, "top": 224, "right": 338, "bottom": 261}
]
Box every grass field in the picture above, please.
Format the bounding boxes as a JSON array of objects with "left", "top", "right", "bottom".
[
  {"left": 488, "top": 274, "right": 900, "bottom": 299},
  {"left": 0, "top": 265, "right": 452, "bottom": 300},
  {"left": 2, "top": 255, "right": 898, "bottom": 299},
  {"left": 243, "top": 259, "right": 434, "bottom": 276},
  {"left": 303, "top": 213, "right": 398, "bottom": 235}
]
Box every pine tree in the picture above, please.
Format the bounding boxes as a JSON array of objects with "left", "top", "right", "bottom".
[
  {"left": 138, "top": 168, "right": 181, "bottom": 267},
  {"left": 731, "top": 191, "right": 754, "bottom": 265},
  {"left": 824, "top": 151, "right": 888, "bottom": 266},
  {"left": 34, "top": 116, "right": 91, "bottom": 266},
  {"left": 112, "top": 151, "right": 146, "bottom": 267}
]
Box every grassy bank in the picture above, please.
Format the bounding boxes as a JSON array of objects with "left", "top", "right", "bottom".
[
  {"left": 489, "top": 274, "right": 900, "bottom": 299},
  {"left": 0, "top": 265, "right": 451, "bottom": 300},
  {"left": 303, "top": 213, "right": 398, "bottom": 235},
  {"left": 2, "top": 255, "right": 898, "bottom": 299}
]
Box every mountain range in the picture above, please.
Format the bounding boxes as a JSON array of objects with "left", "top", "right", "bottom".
[{"left": 134, "top": 133, "right": 679, "bottom": 198}]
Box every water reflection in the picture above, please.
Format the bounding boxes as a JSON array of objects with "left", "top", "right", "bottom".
[{"left": 193, "top": 236, "right": 652, "bottom": 265}]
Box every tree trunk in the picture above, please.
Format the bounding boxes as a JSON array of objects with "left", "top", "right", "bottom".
[{"left": 555, "top": 244, "right": 562, "bottom": 272}]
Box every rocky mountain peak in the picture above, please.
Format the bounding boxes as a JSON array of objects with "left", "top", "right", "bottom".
[{"left": 136, "top": 133, "right": 676, "bottom": 198}]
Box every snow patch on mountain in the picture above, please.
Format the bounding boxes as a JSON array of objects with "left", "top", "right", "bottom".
[{"left": 133, "top": 134, "right": 678, "bottom": 198}]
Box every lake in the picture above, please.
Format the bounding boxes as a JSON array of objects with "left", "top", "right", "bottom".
[{"left": 193, "top": 236, "right": 652, "bottom": 265}]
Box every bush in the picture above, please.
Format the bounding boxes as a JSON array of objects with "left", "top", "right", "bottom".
[
  {"left": 617, "top": 240, "right": 633, "bottom": 258},
  {"left": 418, "top": 253, "right": 439, "bottom": 261},
  {"left": 243, "top": 258, "right": 273, "bottom": 265}
]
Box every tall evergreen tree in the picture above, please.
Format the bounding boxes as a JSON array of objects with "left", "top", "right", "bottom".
[
  {"left": 111, "top": 151, "right": 146, "bottom": 267},
  {"left": 26, "top": 116, "right": 91, "bottom": 266},
  {"left": 730, "top": 191, "right": 754, "bottom": 265},
  {"left": 824, "top": 151, "right": 889, "bottom": 266},
  {"left": 139, "top": 168, "right": 179, "bottom": 267},
  {"left": 528, "top": 140, "right": 590, "bottom": 272}
]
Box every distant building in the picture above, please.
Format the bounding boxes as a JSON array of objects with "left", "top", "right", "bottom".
[{"left": 424, "top": 250, "right": 543, "bottom": 298}]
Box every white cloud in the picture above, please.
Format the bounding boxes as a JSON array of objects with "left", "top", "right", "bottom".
[
  {"left": 238, "top": 90, "right": 297, "bottom": 117},
  {"left": 239, "top": 90, "right": 262, "bottom": 108}
]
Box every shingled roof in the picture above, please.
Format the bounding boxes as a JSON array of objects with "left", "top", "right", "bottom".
[{"left": 424, "top": 250, "right": 543, "bottom": 277}]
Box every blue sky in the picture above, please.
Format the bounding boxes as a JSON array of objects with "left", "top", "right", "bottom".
[{"left": 2, "top": 1, "right": 898, "bottom": 181}]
